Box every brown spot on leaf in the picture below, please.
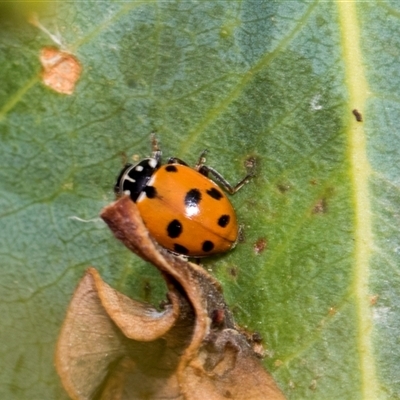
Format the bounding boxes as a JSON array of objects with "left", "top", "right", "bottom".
[
  {"left": 312, "top": 198, "right": 327, "bottom": 214},
  {"left": 254, "top": 237, "right": 267, "bottom": 255},
  {"left": 370, "top": 294, "right": 379, "bottom": 306},
  {"left": 352, "top": 108, "right": 363, "bottom": 122},
  {"left": 55, "top": 196, "right": 285, "bottom": 400},
  {"left": 245, "top": 156, "right": 257, "bottom": 169},
  {"left": 328, "top": 306, "right": 337, "bottom": 316},
  {"left": 309, "top": 379, "right": 317, "bottom": 390},
  {"left": 228, "top": 266, "right": 238, "bottom": 278},
  {"left": 40, "top": 47, "right": 81, "bottom": 94},
  {"left": 277, "top": 182, "right": 290, "bottom": 193}
]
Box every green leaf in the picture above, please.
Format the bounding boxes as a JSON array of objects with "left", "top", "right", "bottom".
[{"left": 0, "top": 1, "right": 399, "bottom": 398}]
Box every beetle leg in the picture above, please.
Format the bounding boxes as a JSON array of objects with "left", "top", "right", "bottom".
[
  {"left": 150, "top": 133, "right": 162, "bottom": 162},
  {"left": 194, "top": 149, "right": 208, "bottom": 168},
  {"left": 200, "top": 165, "right": 254, "bottom": 194},
  {"left": 167, "top": 157, "right": 189, "bottom": 166}
]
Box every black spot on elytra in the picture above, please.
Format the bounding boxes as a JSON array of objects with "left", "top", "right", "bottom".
[
  {"left": 174, "top": 243, "right": 189, "bottom": 255},
  {"left": 202, "top": 240, "right": 214, "bottom": 252},
  {"left": 144, "top": 185, "right": 157, "bottom": 198},
  {"left": 167, "top": 219, "right": 182, "bottom": 238},
  {"left": 218, "top": 214, "right": 230, "bottom": 228},
  {"left": 206, "top": 187, "right": 223, "bottom": 200},
  {"left": 165, "top": 165, "right": 178, "bottom": 172},
  {"left": 185, "top": 189, "right": 202, "bottom": 207}
]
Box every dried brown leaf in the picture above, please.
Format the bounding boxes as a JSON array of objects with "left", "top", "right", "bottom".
[{"left": 56, "top": 196, "right": 285, "bottom": 399}]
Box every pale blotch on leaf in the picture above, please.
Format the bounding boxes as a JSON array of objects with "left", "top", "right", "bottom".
[
  {"left": 40, "top": 47, "right": 81, "bottom": 95},
  {"left": 55, "top": 196, "right": 285, "bottom": 399}
]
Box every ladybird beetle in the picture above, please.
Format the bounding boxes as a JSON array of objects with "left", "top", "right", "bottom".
[{"left": 114, "top": 136, "right": 253, "bottom": 257}]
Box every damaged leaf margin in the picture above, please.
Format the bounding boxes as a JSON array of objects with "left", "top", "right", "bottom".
[{"left": 55, "top": 196, "right": 285, "bottom": 399}]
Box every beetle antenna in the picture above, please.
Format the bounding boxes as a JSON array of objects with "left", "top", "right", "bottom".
[{"left": 150, "top": 133, "right": 162, "bottom": 161}]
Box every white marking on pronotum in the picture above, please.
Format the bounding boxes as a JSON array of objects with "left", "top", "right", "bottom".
[
  {"left": 135, "top": 165, "right": 144, "bottom": 172},
  {"left": 148, "top": 158, "right": 158, "bottom": 168},
  {"left": 137, "top": 191, "right": 146, "bottom": 203},
  {"left": 147, "top": 175, "right": 156, "bottom": 186},
  {"left": 125, "top": 176, "right": 136, "bottom": 183}
]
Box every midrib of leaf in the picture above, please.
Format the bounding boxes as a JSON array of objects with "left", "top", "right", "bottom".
[
  {"left": 337, "top": 1, "right": 377, "bottom": 399},
  {"left": 0, "top": 76, "right": 38, "bottom": 122}
]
